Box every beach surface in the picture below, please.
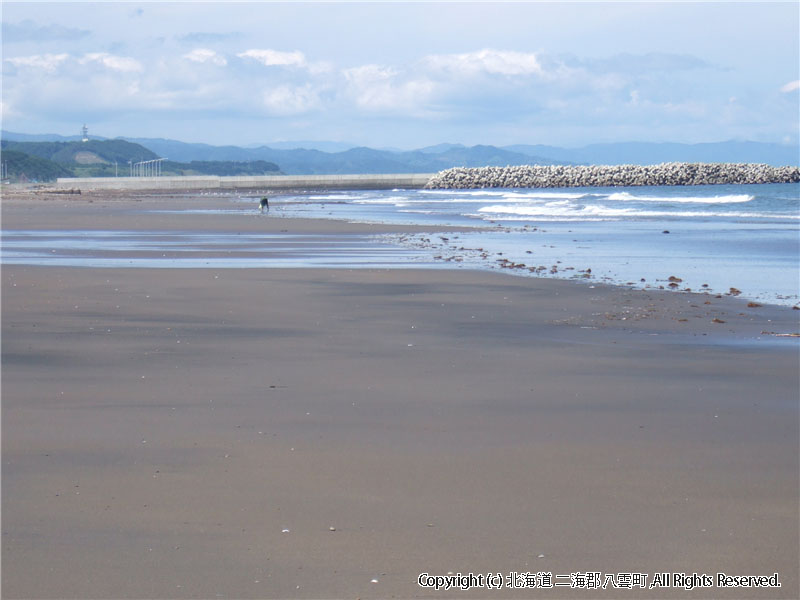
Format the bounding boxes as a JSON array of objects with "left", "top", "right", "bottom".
[{"left": 2, "top": 191, "right": 798, "bottom": 598}]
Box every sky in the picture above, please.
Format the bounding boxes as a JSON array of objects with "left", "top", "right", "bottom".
[{"left": 1, "top": 1, "right": 798, "bottom": 149}]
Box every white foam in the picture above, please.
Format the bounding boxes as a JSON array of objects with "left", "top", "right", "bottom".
[
  {"left": 501, "top": 191, "right": 588, "bottom": 200},
  {"left": 420, "top": 189, "right": 589, "bottom": 200},
  {"left": 307, "top": 194, "right": 368, "bottom": 200},
  {"left": 420, "top": 189, "right": 509, "bottom": 196},
  {"left": 353, "top": 196, "right": 409, "bottom": 205},
  {"left": 476, "top": 203, "right": 797, "bottom": 220},
  {"left": 606, "top": 192, "right": 754, "bottom": 203}
]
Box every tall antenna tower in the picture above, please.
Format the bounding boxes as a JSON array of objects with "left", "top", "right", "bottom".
[{"left": 81, "top": 124, "right": 89, "bottom": 142}]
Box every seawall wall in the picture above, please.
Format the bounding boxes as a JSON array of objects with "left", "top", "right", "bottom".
[
  {"left": 54, "top": 163, "right": 800, "bottom": 192},
  {"left": 55, "top": 173, "right": 435, "bottom": 191},
  {"left": 426, "top": 163, "right": 800, "bottom": 189}
]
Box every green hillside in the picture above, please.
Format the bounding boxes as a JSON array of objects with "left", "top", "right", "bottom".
[
  {"left": 1, "top": 150, "right": 74, "bottom": 182},
  {"left": 0, "top": 140, "right": 283, "bottom": 181},
  {"left": 1, "top": 139, "right": 159, "bottom": 165}
]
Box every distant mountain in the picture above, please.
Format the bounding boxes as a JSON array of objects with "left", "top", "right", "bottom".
[
  {"left": 116, "top": 138, "right": 564, "bottom": 174},
  {"left": 126, "top": 137, "right": 799, "bottom": 172},
  {"left": 417, "top": 143, "right": 467, "bottom": 154},
  {"left": 258, "top": 140, "right": 358, "bottom": 152},
  {"left": 3, "top": 131, "right": 797, "bottom": 178},
  {"left": 123, "top": 137, "right": 362, "bottom": 158},
  {"left": 504, "top": 141, "right": 800, "bottom": 167},
  {"left": 1, "top": 130, "right": 108, "bottom": 143},
  {"left": 0, "top": 131, "right": 352, "bottom": 153},
  {"left": 118, "top": 137, "right": 253, "bottom": 162}
]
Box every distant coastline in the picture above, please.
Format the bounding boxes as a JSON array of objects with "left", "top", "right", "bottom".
[{"left": 4, "top": 131, "right": 799, "bottom": 183}]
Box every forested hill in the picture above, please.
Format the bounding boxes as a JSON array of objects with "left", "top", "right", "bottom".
[
  {"left": 1, "top": 150, "right": 74, "bottom": 182},
  {"left": 2, "top": 131, "right": 796, "bottom": 182},
  {"left": 0, "top": 139, "right": 281, "bottom": 181},
  {"left": 2, "top": 139, "right": 159, "bottom": 165}
]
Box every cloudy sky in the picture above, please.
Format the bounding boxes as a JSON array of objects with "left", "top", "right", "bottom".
[{"left": 2, "top": 1, "right": 798, "bottom": 149}]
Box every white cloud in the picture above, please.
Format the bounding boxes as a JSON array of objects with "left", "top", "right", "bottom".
[
  {"left": 344, "top": 64, "right": 395, "bottom": 85},
  {"left": 306, "top": 60, "right": 335, "bottom": 76},
  {"left": 343, "top": 64, "right": 435, "bottom": 113},
  {"left": 80, "top": 52, "right": 142, "bottom": 72},
  {"left": 262, "top": 84, "right": 320, "bottom": 115},
  {"left": 661, "top": 100, "right": 708, "bottom": 118},
  {"left": 5, "top": 53, "right": 69, "bottom": 71},
  {"left": 780, "top": 80, "right": 799, "bottom": 93},
  {"left": 0, "top": 0, "right": 796, "bottom": 147},
  {"left": 1, "top": 100, "right": 19, "bottom": 119},
  {"left": 183, "top": 48, "right": 227, "bottom": 67},
  {"left": 237, "top": 49, "right": 306, "bottom": 68},
  {"left": 423, "top": 48, "right": 544, "bottom": 77}
]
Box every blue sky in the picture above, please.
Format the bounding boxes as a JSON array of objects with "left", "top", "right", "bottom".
[{"left": 2, "top": 1, "right": 798, "bottom": 149}]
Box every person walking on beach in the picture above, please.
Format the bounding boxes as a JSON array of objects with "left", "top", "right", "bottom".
[{"left": 259, "top": 197, "right": 269, "bottom": 213}]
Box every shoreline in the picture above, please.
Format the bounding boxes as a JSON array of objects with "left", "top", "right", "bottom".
[
  {"left": 3, "top": 188, "right": 798, "bottom": 311},
  {"left": 2, "top": 190, "right": 798, "bottom": 598}
]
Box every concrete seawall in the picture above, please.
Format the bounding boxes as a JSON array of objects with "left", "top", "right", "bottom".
[
  {"left": 426, "top": 163, "right": 800, "bottom": 188},
  {"left": 55, "top": 173, "right": 435, "bottom": 191},
  {"left": 54, "top": 163, "right": 800, "bottom": 192}
]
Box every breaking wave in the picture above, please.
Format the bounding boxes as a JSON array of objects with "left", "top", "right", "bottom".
[
  {"left": 476, "top": 203, "right": 796, "bottom": 221},
  {"left": 606, "top": 192, "right": 754, "bottom": 203}
]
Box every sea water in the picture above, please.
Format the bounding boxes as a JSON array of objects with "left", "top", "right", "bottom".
[
  {"left": 263, "top": 183, "right": 799, "bottom": 306},
  {"left": 3, "top": 183, "right": 797, "bottom": 306}
]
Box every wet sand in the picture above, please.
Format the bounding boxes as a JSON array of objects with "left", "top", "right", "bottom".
[{"left": 2, "top": 191, "right": 798, "bottom": 598}]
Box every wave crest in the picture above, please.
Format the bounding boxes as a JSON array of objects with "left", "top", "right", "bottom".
[{"left": 607, "top": 192, "right": 754, "bottom": 203}]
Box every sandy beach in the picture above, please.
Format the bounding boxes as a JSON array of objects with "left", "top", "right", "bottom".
[{"left": 2, "top": 191, "right": 798, "bottom": 599}]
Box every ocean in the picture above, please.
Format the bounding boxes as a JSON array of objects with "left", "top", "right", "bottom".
[
  {"left": 263, "top": 182, "right": 799, "bottom": 306},
  {"left": 3, "top": 182, "right": 798, "bottom": 306}
]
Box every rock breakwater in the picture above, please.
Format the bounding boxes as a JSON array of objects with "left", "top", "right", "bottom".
[{"left": 425, "top": 162, "right": 800, "bottom": 189}]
